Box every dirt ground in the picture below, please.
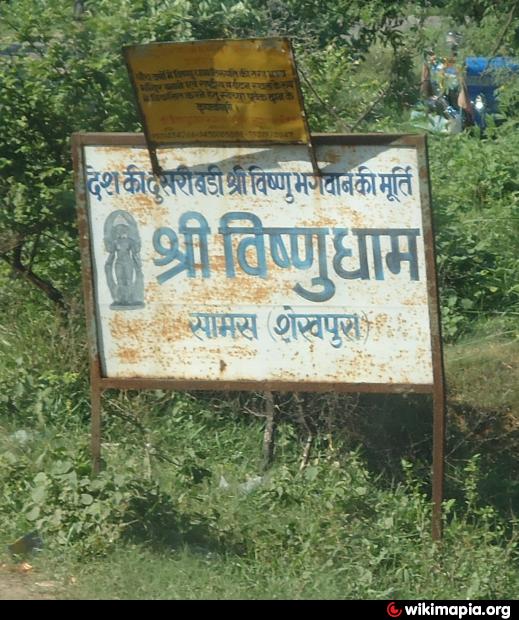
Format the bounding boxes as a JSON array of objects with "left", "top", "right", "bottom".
[{"left": 0, "top": 564, "right": 60, "bottom": 600}]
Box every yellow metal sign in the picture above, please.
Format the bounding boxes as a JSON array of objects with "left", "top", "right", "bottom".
[{"left": 124, "top": 38, "right": 310, "bottom": 150}]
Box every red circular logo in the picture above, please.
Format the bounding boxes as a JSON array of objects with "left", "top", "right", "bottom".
[{"left": 387, "top": 602, "right": 403, "bottom": 618}]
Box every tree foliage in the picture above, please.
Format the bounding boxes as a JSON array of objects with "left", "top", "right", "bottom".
[
  {"left": 0, "top": 0, "right": 517, "bottom": 335},
  {"left": 0, "top": 0, "right": 410, "bottom": 302}
]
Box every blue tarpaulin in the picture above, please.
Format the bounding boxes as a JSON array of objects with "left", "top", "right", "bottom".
[{"left": 465, "top": 57, "right": 519, "bottom": 112}]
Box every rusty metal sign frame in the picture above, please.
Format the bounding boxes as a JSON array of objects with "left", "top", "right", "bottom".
[{"left": 72, "top": 131, "right": 446, "bottom": 541}]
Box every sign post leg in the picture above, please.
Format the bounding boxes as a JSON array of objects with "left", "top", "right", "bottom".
[
  {"left": 432, "top": 389, "right": 446, "bottom": 541},
  {"left": 262, "top": 391, "right": 276, "bottom": 471},
  {"left": 91, "top": 380, "right": 102, "bottom": 475}
]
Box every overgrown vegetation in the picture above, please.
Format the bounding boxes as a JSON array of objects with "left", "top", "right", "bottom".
[{"left": 1, "top": 0, "right": 519, "bottom": 600}]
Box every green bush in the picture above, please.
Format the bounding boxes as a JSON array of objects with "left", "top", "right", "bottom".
[
  {"left": 0, "top": 434, "right": 188, "bottom": 556},
  {"left": 429, "top": 125, "right": 519, "bottom": 339}
]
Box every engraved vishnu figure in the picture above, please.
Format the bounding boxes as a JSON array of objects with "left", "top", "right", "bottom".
[{"left": 103, "top": 210, "right": 145, "bottom": 310}]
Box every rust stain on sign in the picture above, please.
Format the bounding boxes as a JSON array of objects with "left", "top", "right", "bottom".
[{"left": 116, "top": 346, "right": 143, "bottom": 364}]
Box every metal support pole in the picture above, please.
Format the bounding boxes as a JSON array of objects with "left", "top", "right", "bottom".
[
  {"left": 91, "top": 380, "right": 102, "bottom": 475},
  {"left": 262, "top": 391, "right": 276, "bottom": 471},
  {"left": 307, "top": 141, "right": 321, "bottom": 177},
  {"left": 432, "top": 389, "right": 446, "bottom": 541}
]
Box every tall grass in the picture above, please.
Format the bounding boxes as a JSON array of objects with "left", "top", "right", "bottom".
[{"left": 0, "top": 280, "right": 518, "bottom": 598}]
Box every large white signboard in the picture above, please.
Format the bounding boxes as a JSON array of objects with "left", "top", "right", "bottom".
[{"left": 79, "top": 135, "right": 435, "bottom": 387}]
